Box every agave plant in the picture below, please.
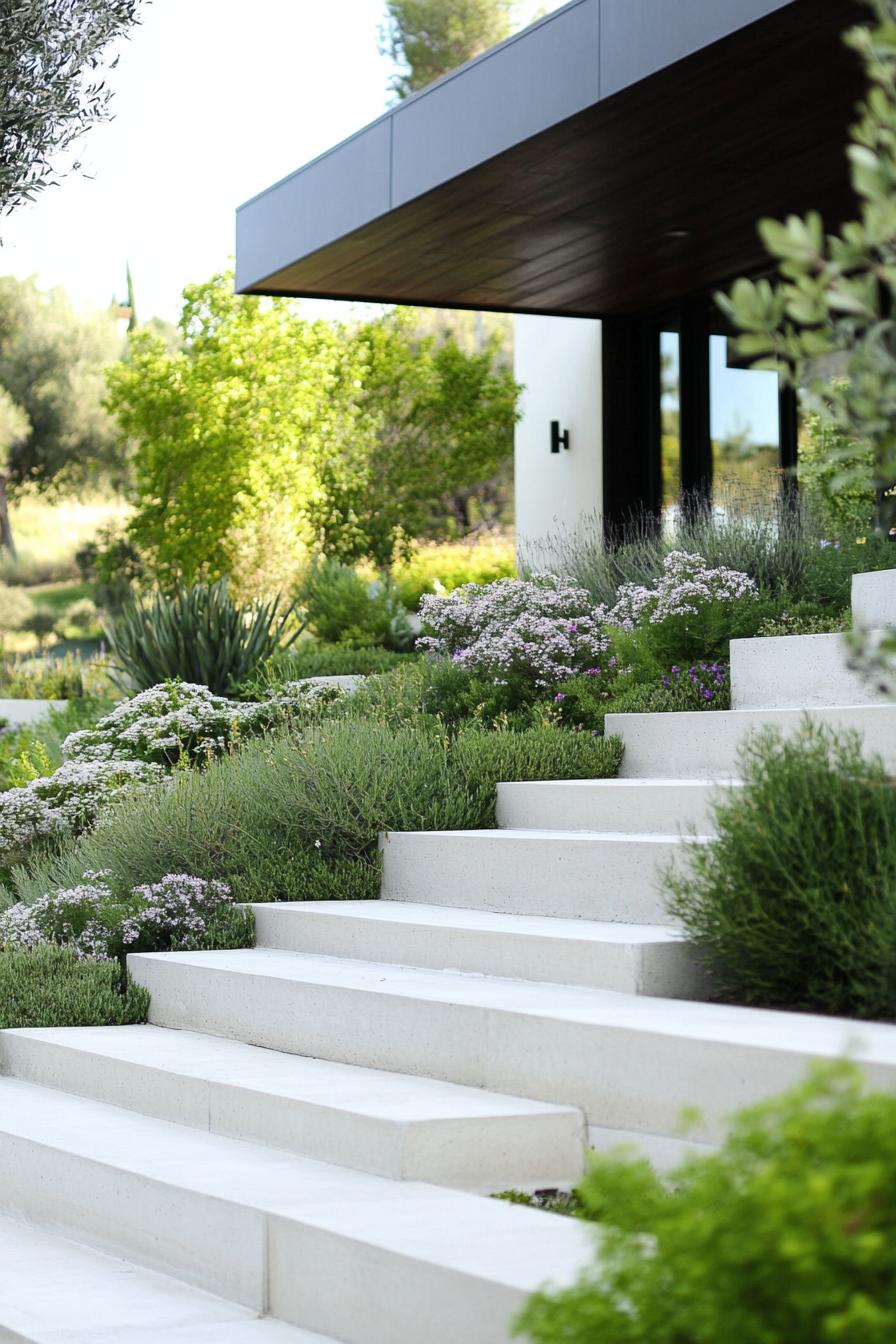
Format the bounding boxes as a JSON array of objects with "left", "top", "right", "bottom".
[{"left": 106, "top": 578, "right": 304, "bottom": 695}]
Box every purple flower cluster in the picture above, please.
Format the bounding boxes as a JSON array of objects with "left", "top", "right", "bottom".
[
  {"left": 662, "top": 661, "right": 729, "bottom": 704},
  {"left": 419, "top": 575, "right": 609, "bottom": 687},
  {"left": 0, "top": 872, "right": 234, "bottom": 962},
  {"left": 601, "top": 551, "right": 757, "bottom": 630}
]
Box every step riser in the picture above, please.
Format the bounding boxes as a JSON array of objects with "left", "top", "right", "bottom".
[
  {"left": 730, "top": 633, "right": 879, "bottom": 711},
  {"left": 380, "top": 832, "right": 687, "bottom": 924},
  {"left": 0, "top": 1131, "right": 267, "bottom": 1310},
  {"left": 129, "top": 955, "right": 895, "bottom": 1144},
  {"left": 0, "top": 1130, "right": 542, "bottom": 1344},
  {"left": 495, "top": 780, "right": 731, "bottom": 833},
  {"left": 0, "top": 1034, "right": 585, "bottom": 1192},
  {"left": 252, "top": 904, "right": 707, "bottom": 998},
  {"left": 607, "top": 705, "right": 896, "bottom": 778}
]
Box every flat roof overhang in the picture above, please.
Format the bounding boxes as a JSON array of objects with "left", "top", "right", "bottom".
[{"left": 235, "top": 0, "right": 863, "bottom": 319}]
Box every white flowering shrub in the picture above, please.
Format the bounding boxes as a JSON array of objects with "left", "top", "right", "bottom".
[
  {"left": 0, "top": 871, "right": 236, "bottom": 962},
  {"left": 0, "top": 759, "right": 165, "bottom": 866},
  {"left": 418, "top": 575, "right": 609, "bottom": 687},
  {"left": 601, "top": 551, "right": 759, "bottom": 664}
]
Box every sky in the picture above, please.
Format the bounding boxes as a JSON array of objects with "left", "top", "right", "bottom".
[{"left": 2, "top": 0, "right": 550, "bottom": 326}]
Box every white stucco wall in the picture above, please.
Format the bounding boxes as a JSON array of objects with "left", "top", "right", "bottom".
[{"left": 513, "top": 315, "right": 603, "bottom": 557}]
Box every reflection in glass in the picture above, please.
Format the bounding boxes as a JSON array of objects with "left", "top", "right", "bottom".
[
  {"left": 660, "top": 331, "right": 681, "bottom": 513},
  {"left": 710, "top": 334, "right": 780, "bottom": 501}
]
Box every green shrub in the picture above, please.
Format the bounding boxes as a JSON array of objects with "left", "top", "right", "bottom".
[
  {"left": 798, "top": 403, "right": 876, "bottom": 540},
  {"left": 756, "top": 600, "right": 850, "bottom": 637},
  {"left": 0, "top": 944, "right": 149, "bottom": 1028},
  {"left": 516, "top": 1063, "right": 896, "bottom": 1344},
  {"left": 298, "top": 558, "right": 414, "bottom": 651},
  {"left": 245, "top": 641, "right": 415, "bottom": 690},
  {"left": 11, "top": 720, "right": 621, "bottom": 907},
  {"left": 393, "top": 537, "right": 516, "bottom": 610},
  {"left": 666, "top": 723, "right": 896, "bottom": 1019},
  {"left": 0, "top": 581, "right": 33, "bottom": 635},
  {"left": 0, "top": 651, "right": 87, "bottom": 699},
  {"left": 107, "top": 576, "right": 301, "bottom": 694}
]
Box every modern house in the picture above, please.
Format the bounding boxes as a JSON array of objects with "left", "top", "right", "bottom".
[{"left": 236, "top": 0, "right": 862, "bottom": 544}]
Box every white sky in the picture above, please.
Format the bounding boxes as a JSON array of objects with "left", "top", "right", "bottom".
[{"left": 2, "top": 0, "right": 552, "bottom": 325}]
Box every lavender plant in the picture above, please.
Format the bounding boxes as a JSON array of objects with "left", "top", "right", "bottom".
[
  {"left": 419, "top": 575, "right": 609, "bottom": 688},
  {"left": 0, "top": 871, "right": 242, "bottom": 963}
]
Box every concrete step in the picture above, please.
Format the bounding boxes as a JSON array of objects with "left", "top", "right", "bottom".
[
  {"left": 0, "top": 1212, "right": 327, "bottom": 1343},
  {"left": 0, "top": 1078, "right": 591, "bottom": 1344},
  {"left": 252, "top": 900, "right": 708, "bottom": 998},
  {"left": 606, "top": 703, "right": 896, "bottom": 778},
  {"left": 730, "top": 632, "right": 879, "bottom": 710},
  {"left": 379, "top": 828, "right": 702, "bottom": 923},
  {"left": 495, "top": 777, "right": 737, "bottom": 833},
  {"left": 0, "top": 1024, "right": 585, "bottom": 1191},
  {"left": 129, "top": 947, "right": 896, "bottom": 1147},
  {"left": 853, "top": 568, "right": 896, "bottom": 627}
]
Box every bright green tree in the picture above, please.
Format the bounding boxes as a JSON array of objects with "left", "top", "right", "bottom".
[
  {"left": 304, "top": 309, "right": 519, "bottom": 566},
  {"left": 104, "top": 277, "right": 520, "bottom": 589},
  {"left": 720, "top": 0, "right": 896, "bottom": 535},
  {"left": 0, "top": 0, "right": 145, "bottom": 222},
  {"left": 382, "top": 0, "right": 518, "bottom": 98}
]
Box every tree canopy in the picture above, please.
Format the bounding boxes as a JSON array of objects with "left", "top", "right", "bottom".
[
  {"left": 381, "top": 0, "right": 518, "bottom": 98},
  {"left": 0, "top": 276, "right": 127, "bottom": 494},
  {"left": 104, "top": 274, "right": 520, "bottom": 593},
  {"left": 0, "top": 0, "right": 145, "bottom": 221}
]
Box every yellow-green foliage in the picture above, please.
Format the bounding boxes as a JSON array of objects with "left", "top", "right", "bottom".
[
  {"left": 393, "top": 536, "right": 516, "bottom": 609},
  {"left": 517, "top": 1063, "right": 896, "bottom": 1344}
]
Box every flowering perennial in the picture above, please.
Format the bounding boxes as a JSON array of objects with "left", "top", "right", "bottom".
[
  {"left": 602, "top": 551, "right": 758, "bottom": 630},
  {"left": 662, "top": 661, "right": 730, "bottom": 705},
  {"left": 0, "top": 872, "right": 234, "bottom": 962},
  {"left": 419, "top": 575, "right": 609, "bottom": 686}
]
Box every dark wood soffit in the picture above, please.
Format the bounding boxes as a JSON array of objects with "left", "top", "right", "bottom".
[{"left": 248, "top": 0, "right": 864, "bottom": 318}]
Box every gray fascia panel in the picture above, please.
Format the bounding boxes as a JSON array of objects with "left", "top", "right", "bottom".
[
  {"left": 235, "top": 0, "right": 799, "bottom": 295},
  {"left": 599, "top": 0, "right": 796, "bottom": 98},
  {"left": 391, "top": 0, "right": 599, "bottom": 207}
]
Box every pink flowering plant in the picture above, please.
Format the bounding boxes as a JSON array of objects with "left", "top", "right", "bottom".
[
  {"left": 600, "top": 551, "right": 759, "bottom": 664},
  {"left": 419, "top": 575, "right": 610, "bottom": 688},
  {"left": 0, "top": 871, "right": 251, "bottom": 964}
]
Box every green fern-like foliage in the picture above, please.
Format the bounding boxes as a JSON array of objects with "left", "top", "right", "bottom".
[{"left": 106, "top": 577, "right": 302, "bottom": 694}]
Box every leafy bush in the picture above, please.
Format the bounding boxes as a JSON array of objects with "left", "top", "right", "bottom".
[
  {"left": 298, "top": 558, "right": 414, "bottom": 650},
  {"left": 0, "top": 945, "right": 150, "bottom": 1028},
  {"left": 419, "top": 575, "right": 608, "bottom": 688},
  {"left": 756, "top": 601, "right": 850, "bottom": 637},
  {"left": 248, "top": 641, "right": 415, "bottom": 688},
  {"left": 0, "top": 872, "right": 253, "bottom": 963},
  {"left": 11, "top": 720, "right": 622, "bottom": 907},
  {"left": 393, "top": 536, "right": 516, "bottom": 610},
  {"left": 666, "top": 723, "right": 896, "bottom": 1019},
  {"left": 798, "top": 403, "right": 876, "bottom": 539},
  {"left": 107, "top": 576, "right": 300, "bottom": 694},
  {"left": 516, "top": 1063, "right": 896, "bottom": 1344},
  {"left": 22, "top": 607, "right": 59, "bottom": 650},
  {"left": 76, "top": 523, "right": 145, "bottom": 612}
]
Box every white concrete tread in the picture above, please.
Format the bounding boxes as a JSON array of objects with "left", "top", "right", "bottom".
[
  {"left": 0, "top": 1024, "right": 586, "bottom": 1189},
  {"left": 608, "top": 702, "right": 896, "bottom": 778},
  {"left": 128, "top": 946, "right": 896, "bottom": 1143},
  {"left": 496, "top": 777, "right": 741, "bottom": 833},
  {"left": 380, "top": 827, "right": 708, "bottom": 922},
  {"left": 0, "top": 1212, "right": 326, "bottom": 1343},
  {"left": 0, "top": 1078, "right": 592, "bottom": 1344},
  {"left": 252, "top": 899, "right": 708, "bottom": 997}
]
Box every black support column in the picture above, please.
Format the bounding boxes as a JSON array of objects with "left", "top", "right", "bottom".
[{"left": 601, "top": 316, "right": 662, "bottom": 541}]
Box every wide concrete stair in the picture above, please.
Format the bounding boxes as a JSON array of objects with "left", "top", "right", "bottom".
[{"left": 3, "top": 568, "right": 896, "bottom": 1341}]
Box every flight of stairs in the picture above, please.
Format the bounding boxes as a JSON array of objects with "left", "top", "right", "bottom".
[{"left": 2, "top": 571, "right": 896, "bottom": 1342}]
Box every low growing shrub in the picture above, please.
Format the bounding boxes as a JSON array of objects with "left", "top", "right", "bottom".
[
  {"left": 516, "top": 1063, "right": 896, "bottom": 1344},
  {"left": 392, "top": 536, "right": 516, "bottom": 610},
  {"left": 11, "top": 720, "right": 622, "bottom": 907},
  {"left": 108, "top": 577, "right": 300, "bottom": 694},
  {"left": 246, "top": 641, "right": 415, "bottom": 688},
  {"left": 298, "top": 558, "right": 414, "bottom": 650},
  {"left": 666, "top": 722, "right": 896, "bottom": 1019},
  {"left": 0, "top": 944, "right": 150, "bottom": 1028}
]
